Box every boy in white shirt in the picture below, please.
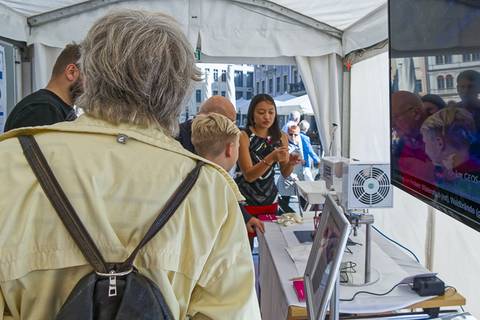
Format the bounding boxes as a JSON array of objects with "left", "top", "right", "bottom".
[{"left": 192, "top": 113, "right": 265, "bottom": 235}]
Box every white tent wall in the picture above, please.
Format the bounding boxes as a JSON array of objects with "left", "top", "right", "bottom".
[
  {"left": 349, "top": 52, "right": 389, "bottom": 163},
  {"left": 0, "top": 3, "right": 28, "bottom": 42},
  {"left": 32, "top": 44, "right": 62, "bottom": 90},
  {"left": 349, "top": 51, "right": 429, "bottom": 263},
  {"left": 296, "top": 54, "right": 342, "bottom": 156},
  {"left": 349, "top": 52, "right": 480, "bottom": 316},
  {"left": 433, "top": 211, "right": 480, "bottom": 315}
]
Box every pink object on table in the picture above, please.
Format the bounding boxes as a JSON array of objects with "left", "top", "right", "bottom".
[
  {"left": 258, "top": 214, "right": 277, "bottom": 221},
  {"left": 293, "top": 279, "right": 305, "bottom": 301}
]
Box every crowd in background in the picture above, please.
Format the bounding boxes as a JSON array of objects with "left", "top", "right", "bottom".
[{"left": 392, "top": 70, "right": 480, "bottom": 201}]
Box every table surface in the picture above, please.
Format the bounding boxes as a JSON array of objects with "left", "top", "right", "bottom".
[{"left": 257, "top": 214, "right": 466, "bottom": 320}]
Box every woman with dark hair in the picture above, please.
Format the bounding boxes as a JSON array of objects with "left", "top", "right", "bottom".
[{"left": 236, "top": 94, "right": 301, "bottom": 215}]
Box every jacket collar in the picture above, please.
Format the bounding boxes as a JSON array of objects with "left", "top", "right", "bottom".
[{"left": 0, "top": 115, "right": 245, "bottom": 200}]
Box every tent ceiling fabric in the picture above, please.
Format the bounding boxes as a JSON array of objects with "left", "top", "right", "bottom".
[
  {"left": 0, "top": 0, "right": 80, "bottom": 16},
  {"left": 272, "top": 0, "right": 385, "bottom": 30},
  {"left": 0, "top": 0, "right": 386, "bottom": 30}
]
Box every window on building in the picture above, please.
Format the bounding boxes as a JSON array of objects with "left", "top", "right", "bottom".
[
  {"left": 256, "top": 82, "right": 260, "bottom": 94},
  {"left": 213, "top": 90, "right": 218, "bottom": 95},
  {"left": 283, "top": 75, "right": 288, "bottom": 92},
  {"left": 435, "top": 56, "right": 444, "bottom": 64},
  {"left": 246, "top": 91, "right": 252, "bottom": 99},
  {"left": 195, "top": 89, "right": 202, "bottom": 103},
  {"left": 473, "top": 53, "right": 480, "bottom": 61},
  {"left": 414, "top": 79, "right": 423, "bottom": 93},
  {"left": 444, "top": 55, "right": 452, "bottom": 64},
  {"left": 221, "top": 91, "right": 226, "bottom": 97},
  {"left": 246, "top": 72, "right": 253, "bottom": 87},
  {"left": 221, "top": 70, "right": 226, "bottom": 82},
  {"left": 268, "top": 78, "right": 273, "bottom": 93},
  {"left": 236, "top": 91, "right": 243, "bottom": 100},
  {"left": 437, "top": 76, "right": 445, "bottom": 89},
  {"left": 446, "top": 75, "right": 454, "bottom": 89},
  {"left": 213, "top": 69, "right": 218, "bottom": 81},
  {"left": 294, "top": 70, "right": 298, "bottom": 83},
  {"left": 276, "top": 77, "right": 280, "bottom": 93},
  {"left": 234, "top": 71, "right": 243, "bottom": 87},
  {"left": 262, "top": 80, "right": 265, "bottom": 93},
  {"left": 463, "top": 54, "right": 472, "bottom": 62}
]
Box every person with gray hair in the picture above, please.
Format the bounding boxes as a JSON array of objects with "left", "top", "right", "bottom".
[
  {"left": 299, "top": 119, "right": 310, "bottom": 133},
  {"left": 282, "top": 110, "right": 301, "bottom": 133},
  {"left": 298, "top": 119, "right": 321, "bottom": 180},
  {"left": 0, "top": 10, "right": 260, "bottom": 319}
]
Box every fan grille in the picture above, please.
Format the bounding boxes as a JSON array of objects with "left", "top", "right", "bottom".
[{"left": 351, "top": 167, "right": 390, "bottom": 205}]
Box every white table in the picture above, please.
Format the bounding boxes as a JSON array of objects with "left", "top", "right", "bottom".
[{"left": 257, "top": 214, "right": 465, "bottom": 320}]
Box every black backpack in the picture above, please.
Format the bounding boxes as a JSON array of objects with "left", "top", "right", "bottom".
[{"left": 19, "top": 135, "right": 204, "bottom": 320}]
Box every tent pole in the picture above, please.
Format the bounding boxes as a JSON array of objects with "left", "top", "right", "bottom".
[
  {"left": 341, "top": 69, "right": 351, "bottom": 158},
  {"left": 425, "top": 206, "right": 436, "bottom": 271}
]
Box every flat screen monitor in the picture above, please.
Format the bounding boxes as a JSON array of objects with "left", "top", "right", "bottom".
[
  {"left": 304, "top": 194, "right": 351, "bottom": 320},
  {"left": 389, "top": 0, "right": 480, "bottom": 232}
]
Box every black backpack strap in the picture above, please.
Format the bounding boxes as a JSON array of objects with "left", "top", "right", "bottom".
[
  {"left": 18, "top": 135, "right": 109, "bottom": 274},
  {"left": 118, "top": 160, "right": 204, "bottom": 271}
]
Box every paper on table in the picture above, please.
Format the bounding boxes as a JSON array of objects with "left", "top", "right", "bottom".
[{"left": 285, "top": 244, "right": 311, "bottom": 276}]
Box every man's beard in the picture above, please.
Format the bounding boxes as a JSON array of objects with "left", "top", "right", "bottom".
[{"left": 69, "top": 78, "right": 84, "bottom": 104}]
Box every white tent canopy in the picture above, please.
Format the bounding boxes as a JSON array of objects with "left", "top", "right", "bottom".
[
  {"left": 1, "top": 0, "right": 479, "bottom": 316},
  {"left": 236, "top": 94, "right": 313, "bottom": 116}
]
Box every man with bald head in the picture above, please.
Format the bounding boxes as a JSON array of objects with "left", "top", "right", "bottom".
[
  {"left": 177, "top": 95, "right": 236, "bottom": 153},
  {"left": 392, "top": 91, "right": 428, "bottom": 139},
  {"left": 392, "top": 90, "right": 434, "bottom": 183}
]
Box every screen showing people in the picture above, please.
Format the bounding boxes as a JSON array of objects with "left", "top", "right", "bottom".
[
  {"left": 389, "top": 0, "right": 480, "bottom": 231},
  {"left": 304, "top": 194, "right": 350, "bottom": 320},
  {"left": 310, "top": 226, "right": 339, "bottom": 298}
]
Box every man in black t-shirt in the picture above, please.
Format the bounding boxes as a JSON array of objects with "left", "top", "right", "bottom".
[{"left": 4, "top": 43, "right": 82, "bottom": 132}]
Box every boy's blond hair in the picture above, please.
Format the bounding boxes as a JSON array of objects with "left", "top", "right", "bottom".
[
  {"left": 192, "top": 113, "right": 240, "bottom": 157},
  {"left": 421, "top": 107, "right": 476, "bottom": 148}
]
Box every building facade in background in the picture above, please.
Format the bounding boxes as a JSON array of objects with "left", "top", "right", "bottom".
[
  {"left": 253, "top": 65, "right": 305, "bottom": 97},
  {"left": 406, "top": 54, "right": 480, "bottom": 103},
  {"left": 426, "top": 53, "right": 480, "bottom": 103},
  {"left": 182, "top": 64, "right": 254, "bottom": 121}
]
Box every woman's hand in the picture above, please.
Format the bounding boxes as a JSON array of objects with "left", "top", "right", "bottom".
[
  {"left": 289, "top": 151, "right": 303, "bottom": 166},
  {"left": 271, "top": 146, "right": 289, "bottom": 163},
  {"left": 246, "top": 217, "right": 265, "bottom": 234}
]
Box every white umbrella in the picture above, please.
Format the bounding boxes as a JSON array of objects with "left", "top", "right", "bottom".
[
  {"left": 204, "top": 69, "right": 212, "bottom": 99},
  {"left": 226, "top": 65, "right": 236, "bottom": 108},
  {"left": 275, "top": 94, "right": 314, "bottom": 115}
]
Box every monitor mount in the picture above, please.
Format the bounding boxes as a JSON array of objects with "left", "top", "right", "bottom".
[{"left": 344, "top": 210, "right": 380, "bottom": 286}]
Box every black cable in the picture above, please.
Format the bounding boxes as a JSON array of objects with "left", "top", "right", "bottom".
[
  {"left": 372, "top": 225, "right": 420, "bottom": 263},
  {"left": 340, "top": 282, "right": 411, "bottom": 302}
]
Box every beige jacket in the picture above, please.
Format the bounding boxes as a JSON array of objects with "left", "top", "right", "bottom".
[{"left": 0, "top": 115, "right": 261, "bottom": 320}]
